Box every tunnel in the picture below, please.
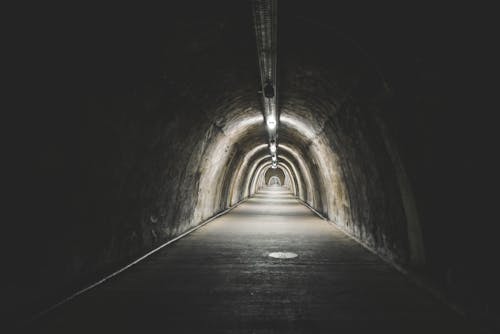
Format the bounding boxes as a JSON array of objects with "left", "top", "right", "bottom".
[{"left": 8, "top": 1, "right": 499, "bottom": 333}]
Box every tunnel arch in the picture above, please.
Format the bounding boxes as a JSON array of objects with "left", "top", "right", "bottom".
[
  {"left": 250, "top": 158, "right": 298, "bottom": 196},
  {"left": 264, "top": 166, "right": 285, "bottom": 185},
  {"left": 163, "top": 12, "right": 426, "bottom": 269},
  {"left": 269, "top": 163, "right": 296, "bottom": 194},
  {"left": 246, "top": 151, "right": 304, "bottom": 199},
  {"left": 240, "top": 148, "right": 302, "bottom": 198},
  {"left": 228, "top": 144, "right": 268, "bottom": 205},
  {"left": 278, "top": 162, "right": 296, "bottom": 193},
  {"left": 254, "top": 164, "right": 294, "bottom": 193},
  {"left": 273, "top": 155, "right": 302, "bottom": 197},
  {"left": 268, "top": 176, "right": 281, "bottom": 186}
]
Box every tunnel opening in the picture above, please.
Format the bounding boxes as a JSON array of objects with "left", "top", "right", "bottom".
[
  {"left": 268, "top": 176, "right": 281, "bottom": 186},
  {"left": 264, "top": 166, "right": 285, "bottom": 186}
]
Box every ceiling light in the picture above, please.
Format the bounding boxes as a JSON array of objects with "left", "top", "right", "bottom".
[{"left": 267, "top": 118, "right": 276, "bottom": 130}]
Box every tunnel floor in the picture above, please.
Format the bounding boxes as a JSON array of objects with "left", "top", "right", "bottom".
[{"left": 27, "top": 187, "right": 474, "bottom": 333}]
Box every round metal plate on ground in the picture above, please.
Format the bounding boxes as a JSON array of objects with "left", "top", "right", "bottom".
[{"left": 268, "top": 252, "right": 298, "bottom": 259}]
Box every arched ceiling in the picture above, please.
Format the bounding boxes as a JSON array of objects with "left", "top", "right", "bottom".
[{"left": 174, "top": 6, "right": 424, "bottom": 270}]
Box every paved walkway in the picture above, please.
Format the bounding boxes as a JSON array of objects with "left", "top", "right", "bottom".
[{"left": 27, "top": 187, "right": 473, "bottom": 333}]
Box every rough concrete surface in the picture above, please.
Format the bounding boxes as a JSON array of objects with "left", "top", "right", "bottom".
[{"left": 25, "top": 187, "right": 474, "bottom": 333}]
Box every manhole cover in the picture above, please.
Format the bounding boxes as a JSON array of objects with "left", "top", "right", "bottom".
[{"left": 268, "top": 252, "right": 298, "bottom": 259}]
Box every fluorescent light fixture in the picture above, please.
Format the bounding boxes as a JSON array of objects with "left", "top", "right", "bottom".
[
  {"left": 272, "top": 155, "right": 277, "bottom": 162},
  {"left": 267, "top": 118, "right": 276, "bottom": 130},
  {"left": 270, "top": 143, "right": 276, "bottom": 153}
]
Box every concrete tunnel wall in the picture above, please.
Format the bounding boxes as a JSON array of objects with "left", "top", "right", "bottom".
[{"left": 12, "top": 1, "right": 499, "bottom": 327}]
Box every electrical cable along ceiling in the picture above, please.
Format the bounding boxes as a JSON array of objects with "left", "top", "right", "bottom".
[{"left": 252, "top": 0, "right": 279, "bottom": 169}]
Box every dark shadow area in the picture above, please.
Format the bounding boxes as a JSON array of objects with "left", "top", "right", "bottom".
[
  {"left": 24, "top": 189, "right": 476, "bottom": 333},
  {"left": 6, "top": 1, "right": 499, "bottom": 332}
]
